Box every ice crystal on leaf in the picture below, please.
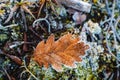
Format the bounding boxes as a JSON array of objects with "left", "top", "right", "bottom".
[{"left": 33, "top": 33, "right": 89, "bottom": 72}]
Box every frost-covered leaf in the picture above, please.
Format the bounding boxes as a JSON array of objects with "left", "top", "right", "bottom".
[{"left": 33, "top": 33, "right": 89, "bottom": 72}]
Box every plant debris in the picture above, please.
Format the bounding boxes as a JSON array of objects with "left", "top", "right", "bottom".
[
  {"left": 0, "top": 0, "right": 120, "bottom": 80},
  {"left": 33, "top": 33, "right": 89, "bottom": 72}
]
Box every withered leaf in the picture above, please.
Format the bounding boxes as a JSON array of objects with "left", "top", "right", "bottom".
[
  {"left": 33, "top": 33, "right": 89, "bottom": 72},
  {"left": 5, "top": 54, "right": 22, "bottom": 65}
]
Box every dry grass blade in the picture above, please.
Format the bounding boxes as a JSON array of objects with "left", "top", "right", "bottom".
[
  {"left": 22, "top": 5, "right": 36, "bottom": 19},
  {"left": 37, "top": 0, "right": 45, "bottom": 18}
]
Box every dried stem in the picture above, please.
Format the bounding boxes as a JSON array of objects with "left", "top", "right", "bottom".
[
  {"left": 22, "top": 59, "right": 38, "bottom": 80},
  {"left": 2, "top": 67, "right": 12, "bottom": 80},
  {"left": 21, "top": 8, "right": 28, "bottom": 31},
  {"left": 29, "top": 27, "right": 42, "bottom": 39},
  {"left": 23, "top": 32, "right": 28, "bottom": 51}
]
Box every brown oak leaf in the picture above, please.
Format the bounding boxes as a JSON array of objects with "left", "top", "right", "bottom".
[{"left": 33, "top": 33, "right": 89, "bottom": 72}]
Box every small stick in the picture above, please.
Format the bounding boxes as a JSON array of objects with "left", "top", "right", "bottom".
[
  {"left": 56, "top": 0, "right": 92, "bottom": 13},
  {"left": 23, "top": 32, "right": 28, "bottom": 51},
  {"left": 29, "top": 27, "right": 42, "bottom": 40},
  {"left": 2, "top": 67, "right": 12, "bottom": 80}
]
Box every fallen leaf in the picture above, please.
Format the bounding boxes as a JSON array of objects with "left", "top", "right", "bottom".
[
  {"left": 33, "top": 33, "right": 89, "bottom": 72},
  {"left": 5, "top": 54, "right": 22, "bottom": 65}
]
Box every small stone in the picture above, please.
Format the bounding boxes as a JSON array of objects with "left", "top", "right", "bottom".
[{"left": 72, "top": 12, "right": 86, "bottom": 24}]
